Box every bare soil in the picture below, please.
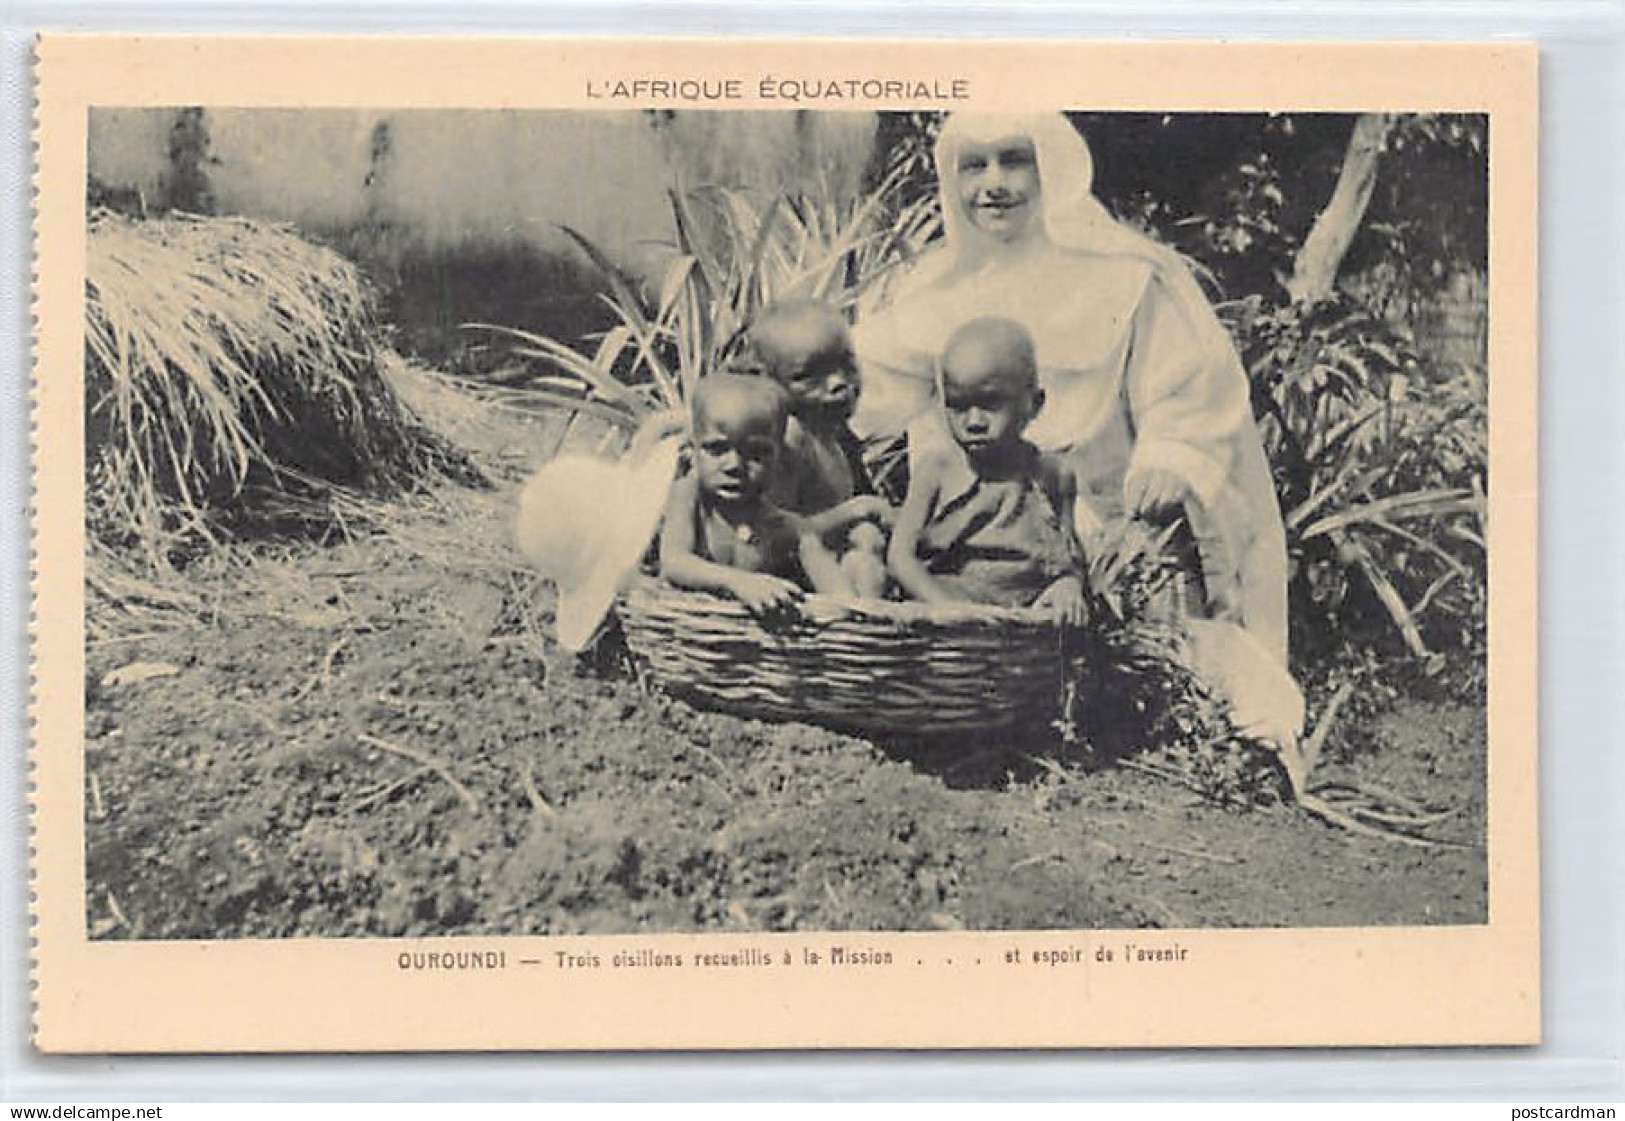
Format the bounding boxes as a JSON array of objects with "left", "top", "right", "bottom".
[{"left": 83, "top": 482, "right": 1487, "bottom": 940}]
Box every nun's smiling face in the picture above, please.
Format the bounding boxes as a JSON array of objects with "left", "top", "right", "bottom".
[{"left": 955, "top": 135, "right": 1042, "bottom": 242}]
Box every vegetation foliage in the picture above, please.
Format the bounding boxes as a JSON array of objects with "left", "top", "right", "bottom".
[
  {"left": 466, "top": 166, "right": 941, "bottom": 452},
  {"left": 1070, "top": 112, "right": 1489, "bottom": 671},
  {"left": 84, "top": 210, "right": 470, "bottom": 571}
]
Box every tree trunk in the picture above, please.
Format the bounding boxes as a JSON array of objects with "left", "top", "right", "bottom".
[
  {"left": 1286, "top": 113, "right": 1393, "bottom": 306},
  {"left": 161, "top": 107, "right": 214, "bottom": 215}
]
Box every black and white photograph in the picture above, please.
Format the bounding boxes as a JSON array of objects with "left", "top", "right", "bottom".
[{"left": 74, "top": 102, "right": 1495, "bottom": 943}]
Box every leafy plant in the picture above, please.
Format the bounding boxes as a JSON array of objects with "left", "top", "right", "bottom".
[
  {"left": 1232, "top": 293, "right": 1486, "bottom": 662},
  {"left": 466, "top": 167, "right": 941, "bottom": 450}
]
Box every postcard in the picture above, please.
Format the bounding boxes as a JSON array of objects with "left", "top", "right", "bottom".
[{"left": 30, "top": 36, "right": 1537, "bottom": 1051}]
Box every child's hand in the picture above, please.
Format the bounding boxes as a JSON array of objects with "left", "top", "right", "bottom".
[
  {"left": 730, "top": 572, "right": 803, "bottom": 616},
  {"left": 847, "top": 521, "right": 887, "bottom": 554},
  {"left": 851, "top": 495, "right": 895, "bottom": 527},
  {"left": 1123, "top": 466, "right": 1188, "bottom": 520},
  {"left": 1035, "top": 575, "right": 1089, "bottom": 628}
]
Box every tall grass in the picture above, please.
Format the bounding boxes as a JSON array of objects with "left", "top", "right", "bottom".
[{"left": 85, "top": 210, "right": 465, "bottom": 570}]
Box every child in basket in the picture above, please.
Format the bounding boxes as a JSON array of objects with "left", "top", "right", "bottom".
[
  {"left": 888, "top": 316, "right": 1088, "bottom": 625},
  {"left": 659, "top": 372, "right": 866, "bottom": 614},
  {"left": 744, "top": 299, "right": 891, "bottom": 599}
]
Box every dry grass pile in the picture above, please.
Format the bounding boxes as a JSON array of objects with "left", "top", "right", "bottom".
[{"left": 85, "top": 210, "right": 469, "bottom": 568}]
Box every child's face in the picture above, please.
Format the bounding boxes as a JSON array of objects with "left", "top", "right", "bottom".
[
  {"left": 692, "top": 390, "right": 784, "bottom": 507},
  {"left": 761, "top": 314, "right": 860, "bottom": 425},
  {"left": 941, "top": 340, "right": 1040, "bottom": 462}
]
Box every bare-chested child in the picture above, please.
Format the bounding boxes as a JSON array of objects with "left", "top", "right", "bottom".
[
  {"left": 745, "top": 299, "right": 890, "bottom": 598},
  {"left": 659, "top": 373, "right": 850, "bottom": 614},
  {"left": 888, "top": 316, "right": 1088, "bottom": 625}
]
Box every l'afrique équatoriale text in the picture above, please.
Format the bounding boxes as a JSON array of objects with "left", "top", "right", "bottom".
[{"left": 586, "top": 76, "right": 972, "bottom": 104}]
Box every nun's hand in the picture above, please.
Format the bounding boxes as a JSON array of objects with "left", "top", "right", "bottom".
[{"left": 1123, "top": 466, "right": 1188, "bottom": 520}]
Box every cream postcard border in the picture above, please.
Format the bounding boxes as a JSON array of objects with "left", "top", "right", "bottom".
[{"left": 29, "top": 37, "right": 1539, "bottom": 1052}]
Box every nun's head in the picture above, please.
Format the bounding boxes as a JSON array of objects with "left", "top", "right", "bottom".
[{"left": 935, "top": 113, "right": 1110, "bottom": 256}]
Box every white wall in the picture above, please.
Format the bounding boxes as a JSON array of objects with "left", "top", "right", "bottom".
[{"left": 87, "top": 108, "right": 880, "bottom": 281}]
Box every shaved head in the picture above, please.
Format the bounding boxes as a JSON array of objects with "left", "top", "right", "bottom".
[
  {"left": 940, "top": 316, "right": 1039, "bottom": 395},
  {"left": 691, "top": 372, "right": 789, "bottom": 436},
  {"left": 747, "top": 300, "right": 851, "bottom": 374}
]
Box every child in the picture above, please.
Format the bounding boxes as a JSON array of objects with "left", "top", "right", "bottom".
[
  {"left": 744, "top": 299, "right": 890, "bottom": 598},
  {"left": 659, "top": 373, "right": 848, "bottom": 614},
  {"left": 888, "top": 316, "right": 1088, "bottom": 625}
]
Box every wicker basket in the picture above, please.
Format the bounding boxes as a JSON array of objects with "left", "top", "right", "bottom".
[{"left": 618, "top": 575, "right": 1069, "bottom": 738}]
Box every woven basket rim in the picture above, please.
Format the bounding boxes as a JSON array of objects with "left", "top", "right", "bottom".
[{"left": 623, "top": 572, "right": 1059, "bottom": 630}]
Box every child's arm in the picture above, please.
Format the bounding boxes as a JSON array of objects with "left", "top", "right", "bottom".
[
  {"left": 797, "top": 521, "right": 854, "bottom": 598},
  {"left": 886, "top": 453, "right": 959, "bottom": 606},
  {"left": 800, "top": 494, "right": 893, "bottom": 542},
  {"left": 659, "top": 476, "right": 801, "bottom": 614},
  {"left": 1034, "top": 455, "right": 1089, "bottom": 626}
]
